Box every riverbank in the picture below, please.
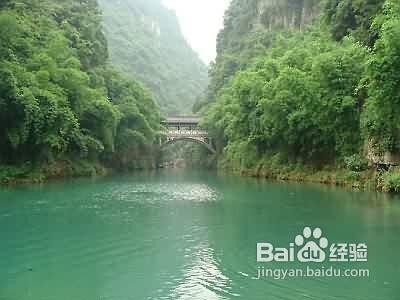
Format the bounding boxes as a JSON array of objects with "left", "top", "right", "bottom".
[
  {"left": 0, "top": 157, "right": 158, "bottom": 185},
  {"left": 0, "top": 160, "right": 107, "bottom": 185},
  {"left": 218, "top": 157, "right": 400, "bottom": 193},
  {"left": 3, "top": 155, "right": 400, "bottom": 194}
]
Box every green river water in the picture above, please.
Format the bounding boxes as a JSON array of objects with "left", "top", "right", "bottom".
[{"left": 0, "top": 169, "right": 399, "bottom": 299}]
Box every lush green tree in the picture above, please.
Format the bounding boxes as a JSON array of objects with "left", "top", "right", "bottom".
[
  {"left": 0, "top": 0, "right": 161, "bottom": 179},
  {"left": 362, "top": 0, "right": 400, "bottom": 152},
  {"left": 204, "top": 29, "right": 368, "bottom": 167}
]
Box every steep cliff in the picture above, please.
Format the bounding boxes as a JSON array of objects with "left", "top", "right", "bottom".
[
  {"left": 98, "top": 0, "right": 208, "bottom": 115},
  {"left": 196, "top": 0, "right": 321, "bottom": 109},
  {"left": 218, "top": 0, "right": 320, "bottom": 52},
  {"left": 257, "top": 0, "right": 320, "bottom": 30}
]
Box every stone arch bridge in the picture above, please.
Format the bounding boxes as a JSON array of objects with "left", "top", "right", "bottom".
[{"left": 160, "top": 117, "right": 216, "bottom": 154}]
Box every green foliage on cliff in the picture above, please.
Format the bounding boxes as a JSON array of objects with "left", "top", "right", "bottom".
[
  {"left": 0, "top": 0, "right": 160, "bottom": 182},
  {"left": 361, "top": 1, "right": 400, "bottom": 153},
  {"left": 196, "top": 0, "right": 321, "bottom": 110},
  {"left": 203, "top": 0, "right": 400, "bottom": 179},
  {"left": 323, "top": 0, "right": 385, "bottom": 45},
  {"left": 204, "top": 32, "right": 367, "bottom": 163},
  {"left": 98, "top": 0, "right": 208, "bottom": 115}
]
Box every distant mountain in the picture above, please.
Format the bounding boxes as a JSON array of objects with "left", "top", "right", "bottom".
[{"left": 98, "top": 0, "right": 208, "bottom": 115}]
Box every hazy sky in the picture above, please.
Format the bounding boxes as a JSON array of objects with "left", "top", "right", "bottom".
[{"left": 162, "top": 0, "right": 231, "bottom": 64}]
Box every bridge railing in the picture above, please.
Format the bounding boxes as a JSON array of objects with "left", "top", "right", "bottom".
[{"left": 166, "top": 130, "right": 209, "bottom": 137}]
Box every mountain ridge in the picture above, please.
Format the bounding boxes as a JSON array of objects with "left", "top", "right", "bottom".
[{"left": 98, "top": 0, "right": 208, "bottom": 115}]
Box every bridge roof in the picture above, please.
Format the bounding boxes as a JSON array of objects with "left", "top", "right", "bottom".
[{"left": 162, "top": 116, "right": 201, "bottom": 125}]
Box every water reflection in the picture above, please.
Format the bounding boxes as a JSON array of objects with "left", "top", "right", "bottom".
[{"left": 170, "top": 244, "right": 231, "bottom": 299}]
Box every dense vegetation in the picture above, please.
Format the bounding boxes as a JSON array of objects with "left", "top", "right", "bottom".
[
  {"left": 98, "top": 0, "right": 208, "bottom": 115},
  {"left": 194, "top": 0, "right": 320, "bottom": 110},
  {"left": 202, "top": 0, "right": 400, "bottom": 192},
  {"left": 0, "top": 0, "right": 161, "bottom": 183}
]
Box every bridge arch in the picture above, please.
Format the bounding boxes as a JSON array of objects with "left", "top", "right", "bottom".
[{"left": 161, "top": 136, "right": 216, "bottom": 154}]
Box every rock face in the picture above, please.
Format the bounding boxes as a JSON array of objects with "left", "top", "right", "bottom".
[
  {"left": 98, "top": 0, "right": 208, "bottom": 115},
  {"left": 366, "top": 142, "right": 400, "bottom": 166},
  {"left": 217, "top": 0, "right": 320, "bottom": 55},
  {"left": 256, "top": 0, "right": 320, "bottom": 30}
]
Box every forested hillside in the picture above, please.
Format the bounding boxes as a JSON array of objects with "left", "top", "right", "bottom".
[
  {"left": 202, "top": 0, "right": 400, "bottom": 192},
  {"left": 98, "top": 0, "right": 208, "bottom": 115},
  {"left": 0, "top": 0, "right": 161, "bottom": 183}
]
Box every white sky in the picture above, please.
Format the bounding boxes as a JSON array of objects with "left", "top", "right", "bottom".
[{"left": 162, "top": 0, "right": 231, "bottom": 64}]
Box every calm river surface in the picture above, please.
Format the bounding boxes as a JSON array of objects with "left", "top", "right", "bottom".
[{"left": 0, "top": 169, "right": 399, "bottom": 300}]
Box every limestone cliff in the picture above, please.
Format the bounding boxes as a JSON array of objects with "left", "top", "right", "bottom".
[{"left": 217, "top": 0, "right": 321, "bottom": 55}]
